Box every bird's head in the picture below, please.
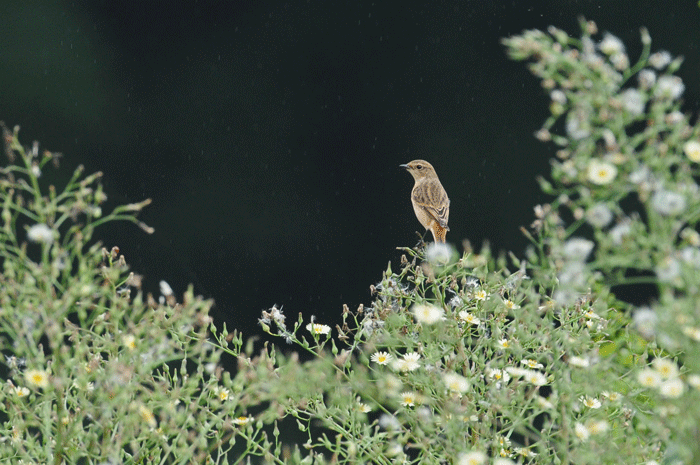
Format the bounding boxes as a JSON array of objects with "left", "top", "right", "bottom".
[{"left": 400, "top": 159, "right": 437, "bottom": 180}]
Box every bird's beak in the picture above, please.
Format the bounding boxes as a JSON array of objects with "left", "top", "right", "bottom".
[{"left": 399, "top": 164, "right": 408, "bottom": 169}]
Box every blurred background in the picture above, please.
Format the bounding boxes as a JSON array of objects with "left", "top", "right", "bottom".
[{"left": 2, "top": 0, "right": 698, "bottom": 336}]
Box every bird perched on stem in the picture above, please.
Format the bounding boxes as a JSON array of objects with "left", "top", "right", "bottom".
[{"left": 400, "top": 160, "right": 450, "bottom": 243}]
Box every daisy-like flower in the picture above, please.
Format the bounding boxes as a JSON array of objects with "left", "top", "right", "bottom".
[
  {"left": 503, "top": 299, "right": 520, "bottom": 310},
  {"left": 233, "top": 415, "right": 252, "bottom": 426},
  {"left": 521, "top": 359, "right": 544, "bottom": 369},
  {"left": 457, "top": 451, "right": 487, "bottom": 465},
  {"left": 486, "top": 368, "right": 511, "bottom": 383},
  {"left": 497, "top": 338, "right": 510, "bottom": 349},
  {"left": 684, "top": 140, "right": 700, "bottom": 163},
  {"left": 458, "top": 311, "right": 481, "bottom": 326},
  {"left": 443, "top": 373, "right": 470, "bottom": 395},
  {"left": 215, "top": 387, "right": 230, "bottom": 401},
  {"left": 574, "top": 422, "right": 590, "bottom": 441},
  {"left": 505, "top": 367, "right": 529, "bottom": 378},
  {"left": 586, "top": 419, "right": 610, "bottom": 435},
  {"left": 686, "top": 374, "right": 700, "bottom": 389},
  {"left": 580, "top": 396, "right": 602, "bottom": 409},
  {"left": 399, "top": 391, "right": 417, "bottom": 407},
  {"left": 601, "top": 391, "right": 622, "bottom": 401},
  {"left": 568, "top": 356, "right": 590, "bottom": 368},
  {"left": 474, "top": 289, "right": 488, "bottom": 301},
  {"left": 306, "top": 323, "right": 331, "bottom": 335},
  {"left": 392, "top": 352, "right": 421, "bottom": 372},
  {"left": 122, "top": 334, "right": 136, "bottom": 350},
  {"left": 638, "top": 368, "right": 662, "bottom": 387},
  {"left": 14, "top": 386, "right": 30, "bottom": 397},
  {"left": 659, "top": 378, "right": 685, "bottom": 398},
  {"left": 356, "top": 402, "right": 372, "bottom": 413},
  {"left": 25, "top": 369, "right": 49, "bottom": 389},
  {"left": 27, "top": 224, "right": 54, "bottom": 244},
  {"left": 652, "top": 358, "right": 679, "bottom": 379},
  {"left": 371, "top": 351, "right": 392, "bottom": 365},
  {"left": 682, "top": 326, "right": 700, "bottom": 341},
  {"left": 587, "top": 160, "right": 617, "bottom": 185},
  {"left": 524, "top": 370, "right": 547, "bottom": 386},
  {"left": 412, "top": 304, "right": 444, "bottom": 324}
]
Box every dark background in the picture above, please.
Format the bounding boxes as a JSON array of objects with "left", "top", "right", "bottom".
[{"left": 2, "top": 1, "right": 699, "bottom": 336}]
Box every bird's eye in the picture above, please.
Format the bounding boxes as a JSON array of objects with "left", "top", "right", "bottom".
[{"left": 416, "top": 164, "right": 423, "bottom": 170}]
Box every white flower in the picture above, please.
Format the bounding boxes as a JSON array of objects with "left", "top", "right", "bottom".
[
  {"left": 620, "top": 88, "right": 645, "bottom": 115},
  {"left": 586, "top": 419, "right": 609, "bottom": 435},
  {"left": 652, "top": 358, "right": 679, "bottom": 379},
  {"left": 610, "top": 219, "right": 632, "bottom": 245},
  {"left": 651, "top": 190, "right": 685, "bottom": 216},
  {"left": 686, "top": 374, "right": 700, "bottom": 389},
  {"left": 684, "top": 140, "right": 700, "bottom": 163},
  {"left": 638, "top": 368, "right": 662, "bottom": 387},
  {"left": 371, "top": 351, "right": 392, "bottom": 365},
  {"left": 563, "top": 237, "right": 595, "bottom": 261},
  {"left": 638, "top": 69, "right": 656, "bottom": 89},
  {"left": 566, "top": 105, "right": 592, "bottom": 140},
  {"left": 580, "top": 396, "right": 601, "bottom": 409},
  {"left": 473, "top": 289, "right": 488, "bottom": 301},
  {"left": 425, "top": 242, "right": 453, "bottom": 265},
  {"left": 587, "top": 160, "right": 617, "bottom": 185},
  {"left": 633, "top": 307, "right": 657, "bottom": 339},
  {"left": 682, "top": 326, "right": 700, "bottom": 341},
  {"left": 399, "top": 391, "right": 417, "bottom": 407},
  {"left": 233, "top": 415, "right": 252, "bottom": 426},
  {"left": 457, "top": 451, "right": 487, "bottom": 465},
  {"left": 599, "top": 33, "right": 625, "bottom": 55},
  {"left": 521, "top": 359, "right": 544, "bottom": 369},
  {"left": 25, "top": 369, "right": 49, "bottom": 388},
  {"left": 443, "top": 373, "right": 470, "bottom": 395},
  {"left": 525, "top": 370, "right": 547, "bottom": 386},
  {"left": 356, "top": 402, "right": 372, "bottom": 413},
  {"left": 14, "top": 386, "right": 30, "bottom": 397},
  {"left": 306, "top": 323, "right": 331, "bottom": 335},
  {"left": 392, "top": 352, "right": 421, "bottom": 372},
  {"left": 655, "top": 257, "right": 681, "bottom": 283},
  {"left": 574, "top": 422, "right": 590, "bottom": 441},
  {"left": 568, "top": 356, "right": 590, "bottom": 368},
  {"left": 412, "top": 304, "right": 444, "bottom": 324},
  {"left": 654, "top": 75, "right": 685, "bottom": 100},
  {"left": 458, "top": 311, "right": 481, "bottom": 325},
  {"left": 159, "top": 280, "right": 173, "bottom": 297},
  {"left": 648, "top": 51, "right": 672, "bottom": 69},
  {"left": 27, "top": 224, "right": 54, "bottom": 244},
  {"left": 659, "top": 378, "right": 685, "bottom": 398},
  {"left": 486, "top": 368, "right": 511, "bottom": 383},
  {"left": 586, "top": 204, "right": 613, "bottom": 228}
]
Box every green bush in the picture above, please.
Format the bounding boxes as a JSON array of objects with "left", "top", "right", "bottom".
[{"left": 2, "top": 16, "right": 699, "bottom": 464}]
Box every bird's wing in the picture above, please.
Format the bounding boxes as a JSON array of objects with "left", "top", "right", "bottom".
[{"left": 414, "top": 182, "right": 450, "bottom": 229}]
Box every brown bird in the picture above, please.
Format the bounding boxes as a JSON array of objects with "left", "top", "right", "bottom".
[{"left": 400, "top": 160, "right": 450, "bottom": 243}]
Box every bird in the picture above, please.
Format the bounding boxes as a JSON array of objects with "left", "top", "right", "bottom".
[{"left": 400, "top": 159, "right": 450, "bottom": 243}]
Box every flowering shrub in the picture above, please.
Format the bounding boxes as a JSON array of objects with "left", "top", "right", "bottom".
[{"left": 2, "top": 16, "right": 699, "bottom": 465}]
